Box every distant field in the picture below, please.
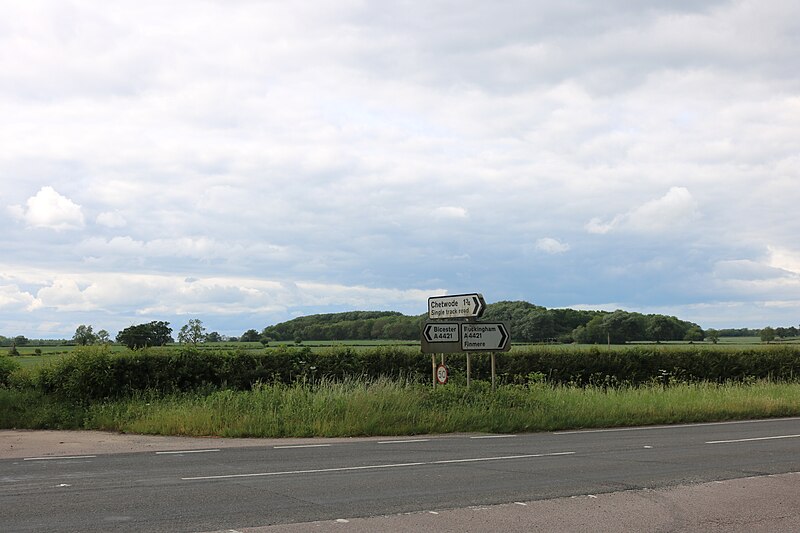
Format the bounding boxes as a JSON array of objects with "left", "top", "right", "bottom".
[{"left": 5, "top": 337, "right": 799, "bottom": 369}]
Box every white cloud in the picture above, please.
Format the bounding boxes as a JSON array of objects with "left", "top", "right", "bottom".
[
  {"left": 535, "top": 237, "right": 570, "bottom": 254},
  {"left": 0, "top": 284, "right": 37, "bottom": 311},
  {"left": 96, "top": 211, "right": 127, "bottom": 228},
  {"left": 432, "top": 206, "right": 469, "bottom": 220},
  {"left": 2, "top": 266, "right": 439, "bottom": 318},
  {"left": 8, "top": 187, "right": 85, "bottom": 231},
  {"left": 768, "top": 246, "right": 800, "bottom": 275},
  {"left": 586, "top": 187, "right": 698, "bottom": 234}
]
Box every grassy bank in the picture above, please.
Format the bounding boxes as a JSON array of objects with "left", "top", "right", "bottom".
[{"left": 3, "top": 379, "right": 800, "bottom": 437}]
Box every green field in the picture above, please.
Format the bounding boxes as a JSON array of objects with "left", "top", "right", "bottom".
[{"left": 7, "top": 337, "right": 798, "bottom": 369}]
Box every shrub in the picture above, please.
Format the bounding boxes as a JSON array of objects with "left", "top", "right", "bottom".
[{"left": 0, "top": 355, "right": 20, "bottom": 387}]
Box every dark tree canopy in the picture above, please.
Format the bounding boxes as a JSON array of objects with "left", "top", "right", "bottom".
[{"left": 116, "top": 321, "right": 173, "bottom": 349}]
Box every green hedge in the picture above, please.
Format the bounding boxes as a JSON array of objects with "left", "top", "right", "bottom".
[
  {"left": 28, "top": 345, "right": 800, "bottom": 402},
  {"left": 0, "top": 355, "right": 20, "bottom": 387}
]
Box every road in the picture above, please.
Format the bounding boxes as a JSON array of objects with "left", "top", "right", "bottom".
[{"left": 2, "top": 418, "right": 800, "bottom": 532}]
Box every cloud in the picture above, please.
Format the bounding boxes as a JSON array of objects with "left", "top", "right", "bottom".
[
  {"left": 586, "top": 187, "right": 698, "bottom": 234},
  {"left": 0, "top": 284, "right": 37, "bottom": 311},
  {"left": 432, "top": 206, "right": 469, "bottom": 220},
  {"left": 0, "top": 266, "right": 439, "bottom": 320},
  {"left": 8, "top": 187, "right": 85, "bottom": 231},
  {"left": 768, "top": 246, "right": 800, "bottom": 275},
  {"left": 535, "top": 237, "right": 570, "bottom": 254},
  {"left": 96, "top": 211, "right": 127, "bottom": 228}
]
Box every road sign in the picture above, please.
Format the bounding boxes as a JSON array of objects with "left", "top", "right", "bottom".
[
  {"left": 421, "top": 321, "right": 463, "bottom": 354},
  {"left": 421, "top": 321, "right": 512, "bottom": 353},
  {"left": 428, "top": 293, "right": 486, "bottom": 320},
  {"left": 436, "top": 364, "right": 448, "bottom": 385},
  {"left": 423, "top": 322, "right": 460, "bottom": 343},
  {"left": 461, "top": 322, "right": 511, "bottom": 352}
]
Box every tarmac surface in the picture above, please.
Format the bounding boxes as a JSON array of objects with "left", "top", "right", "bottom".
[{"left": 3, "top": 428, "right": 800, "bottom": 532}]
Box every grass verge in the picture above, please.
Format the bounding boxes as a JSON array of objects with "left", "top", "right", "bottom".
[{"left": 3, "top": 378, "right": 800, "bottom": 437}]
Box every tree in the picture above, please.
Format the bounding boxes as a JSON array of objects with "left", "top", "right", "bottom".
[
  {"left": 205, "top": 331, "right": 222, "bottom": 343},
  {"left": 14, "top": 335, "right": 28, "bottom": 347},
  {"left": 760, "top": 326, "right": 776, "bottom": 343},
  {"left": 683, "top": 325, "right": 705, "bottom": 342},
  {"left": 73, "top": 324, "right": 96, "bottom": 346},
  {"left": 96, "top": 329, "right": 111, "bottom": 344},
  {"left": 178, "top": 319, "right": 206, "bottom": 345},
  {"left": 116, "top": 321, "right": 173, "bottom": 350},
  {"left": 240, "top": 329, "right": 260, "bottom": 342},
  {"left": 705, "top": 328, "right": 720, "bottom": 344}
]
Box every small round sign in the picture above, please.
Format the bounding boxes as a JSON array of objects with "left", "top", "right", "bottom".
[{"left": 436, "top": 364, "right": 449, "bottom": 385}]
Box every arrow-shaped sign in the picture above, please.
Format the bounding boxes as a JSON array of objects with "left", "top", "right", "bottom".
[
  {"left": 461, "top": 322, "right": 511, "bottom": 351},
  {"left": 428, "top": 293, "right": 486, "bottom": 320},
  {"left": 423, "top": 322, "right": 460, "bottom": 343}
]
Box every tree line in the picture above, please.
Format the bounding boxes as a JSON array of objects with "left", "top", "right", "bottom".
[
  {"left": 3, "top": 302, "right": 798, "bottom": 352},
  {"left": 257, "top": 302, "right": 704, "bottom": 344}
]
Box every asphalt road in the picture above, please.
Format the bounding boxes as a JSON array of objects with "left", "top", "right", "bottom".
[{"left": 3, "top": 418, "right": 800, "bottom": 532}]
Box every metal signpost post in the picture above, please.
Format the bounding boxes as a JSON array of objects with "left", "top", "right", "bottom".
[{"left": 421, "top": 293, "right": 510, "bottom": 390}]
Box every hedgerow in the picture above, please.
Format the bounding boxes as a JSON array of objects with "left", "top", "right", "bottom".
[{"left": 25, "top": 344, "right": 800, "bottom": 402}]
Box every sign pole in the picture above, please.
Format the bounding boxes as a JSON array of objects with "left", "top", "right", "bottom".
[
  {"left": 432, "top": 354, "right": 436, "bottom": 389},
  {"left": 491, "top": 352, "right": 496, "bottom": 392},
  {"left": 466, "top": 352, "right": 471, "bottom": 388}
]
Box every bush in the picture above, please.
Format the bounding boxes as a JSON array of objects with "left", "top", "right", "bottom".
[{"left": 0, "top": 355, "right": 20, "bottom": 387}]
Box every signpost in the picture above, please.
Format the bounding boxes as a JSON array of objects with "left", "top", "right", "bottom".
[
  {"left": 422, "top": 292, "right": 511, "bottom": 391},
  {"left": 427, "top": 293, "right": 486, "bottom": 320}
]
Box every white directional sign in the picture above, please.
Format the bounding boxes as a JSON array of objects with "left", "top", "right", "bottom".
[
  {"left": 461, "top": 322, "right": 511, "bottom": 352},
  {"left": 423, "top": 322, "right": 460, "bottom": 343},
  {"left": 421, "top": 321, "right": 511, "bottom": 353},
  {"left": 428, "top": 293, "right": 486, "bottom": 320}
]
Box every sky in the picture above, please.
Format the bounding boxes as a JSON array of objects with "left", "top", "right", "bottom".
[{"left": 1, "top": 0, "right": 799, "bottom": 339}]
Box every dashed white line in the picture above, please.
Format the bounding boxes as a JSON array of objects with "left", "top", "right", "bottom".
[
  {"left": 431, "top": 452, "right": 574, "bottom": 465},
  {"left": 274, "top": 444, "right": 332, "bottom": 449},
  {"left": 470, "top": 435, "right": 517, "bottom": 439},
  {"left": 378, "top": 439, "right": 430, "bottom": 444},
  {"left": 181, "top": 451, "right": 575, "bottom": 481},
  {"left": 706, "top": 434, "right": 800, "bottom": 444},
  {"left": 155, "top": 449, "right": 220, "bottom": 455},
  {"left": 23, "top": 455, "right": 96, "bottom": 461}
]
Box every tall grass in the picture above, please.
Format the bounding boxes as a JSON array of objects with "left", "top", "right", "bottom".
[{"left": 4, "top": 378, "right": 799, "bottom": 437}]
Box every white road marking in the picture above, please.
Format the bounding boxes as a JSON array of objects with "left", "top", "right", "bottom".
[
  {"left": 336, "top": 519, "right": 349, "bottom": 523},
  {"left": 471, "top": 435, "right": 516, "bottom": 439},
  {"left": 181, "top": 451, "right": 575, "bottom": 481},
  {"left": 555, "top": 417, "right": 800, "bottom": 435},
  {"left": 428, "top": 511, "right": 439, "bottom": 515},
  {"left": 514, "top": 502, "right": 528, "bottom": 506},
  {"left": 155, "top": 449, "right": 220, "bottom": 455},
  {"left": 643, "top": 446, "right": 653, "bottom": 449},
  {"left": 706, "top": 434, "right": 800, "bottom": 444},
  {"left": 274, "top": 444, "right": 332, "bottom": 449},
  {"left": 378, "top": 439, "right": 430, "bottom": 444},
  {"left": 431, "top": 452, "right": 575, "bottom": 465},
  {"left": 23, "top": 455, "right": 96, "bottom": 461}
]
